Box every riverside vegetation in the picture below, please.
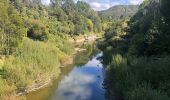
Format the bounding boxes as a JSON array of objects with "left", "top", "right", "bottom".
[
  {"left": 1, "top": 0, "right": 170, "bottom": 100},
  {"left": 0, "top": 0, "right": 102, "bottom": 99},
  {"left": 98, "top": 0, "right": 170, "bottom": 100}
]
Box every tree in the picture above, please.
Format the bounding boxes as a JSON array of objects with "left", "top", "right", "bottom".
[
  {"left": 76, "top": 1, "right": 90, "bottom": 17},
  {"left": 0, "top": 0, "right": 26, "bottom": 55},
  {"left": 27, "top": 20, "right": 48, "bottom": 41},
  {"left": 161, "top": 0, "right": 170, "bottom": 25}
]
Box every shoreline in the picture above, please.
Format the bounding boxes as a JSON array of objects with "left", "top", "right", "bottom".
[
  {"left": 15, "top": 36, "right": 101, "bottom": 98},
  {"left": 17, "top": 78, "right": 53, "bottom": 96}
]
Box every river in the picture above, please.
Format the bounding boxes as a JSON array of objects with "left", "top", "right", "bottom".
[{"left": 26, "top": 43, "right": 106, "bottom": 100}]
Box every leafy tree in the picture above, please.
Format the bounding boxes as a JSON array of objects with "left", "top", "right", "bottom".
[
  {"left": 27, "top": 19, "right": 48, "bottom": 41},
  {"left": 0, "top": 0, "right": 26, "bottom": 55},
  {"left": 161, "top": 0, "right": 170, "bottom": 25},
  {"left": 76, "top": 1, "right": 91, "bottom": 17}
]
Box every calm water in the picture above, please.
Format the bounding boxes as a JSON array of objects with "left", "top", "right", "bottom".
[{"left": 27, "top": 43, "right": 106, "bottom": 100}]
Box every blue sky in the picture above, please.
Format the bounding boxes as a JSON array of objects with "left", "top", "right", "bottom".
[{"left": 42, "top": 0, "right": 144, "bottom": 11}]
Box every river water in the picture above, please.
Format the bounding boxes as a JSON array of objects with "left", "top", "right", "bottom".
[{"left": 26, "top": 43, "right": 106, "bottom": 100}]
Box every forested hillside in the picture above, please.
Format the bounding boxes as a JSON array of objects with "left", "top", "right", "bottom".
[
  {"left": 99, "top": 5, "right": 139, "bottom": 22},
  {"left": 99, "top": 5, "right": 139, "bottom": 38},
  {"left": 0, "top": 0, "right": 102, "bottom": 99},
  {"left": 99, "top": 0, "right": 170, "bottom": 100}
]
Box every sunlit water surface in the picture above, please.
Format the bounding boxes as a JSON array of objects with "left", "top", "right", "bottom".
[{"left": 27, "top": 43, "right": 106, "bottom": 100}]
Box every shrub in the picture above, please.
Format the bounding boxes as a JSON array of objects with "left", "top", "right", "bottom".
[
  {"left": 48, "top": 34, "right": 74, "bottom": 54},
  {"left": 103, "top": 46, "right": 113, "bottom": 64},
  {"left": 27, "top": 20, "right": 48, "bottom": 41},
  {"left": 128, "top": 56, "right": 170, "bottom": 88},
  {"left": 108, "top": 54, "right": 137, "bottom": 93}
]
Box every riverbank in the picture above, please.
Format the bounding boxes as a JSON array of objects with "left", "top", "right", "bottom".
[
  {"left": 20, "top": 37, "right": 99, "bottom": 98},
  {"left": 0, "top": 37, "right": 74, "bottom": 99},
  {"left": 26, "top": 47, "right": 106, "bottom": 100},
  {"left": 69, "top": 34, "right": 102, "bottom": 43},
  {"left": 22, "top": 36, "right": 101, "bottom": 95},
  {"left": 0, "top": 34, "right": 101, "bottom": 100}
]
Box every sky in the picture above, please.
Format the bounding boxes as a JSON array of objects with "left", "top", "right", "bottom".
[{"left": 42, "top": 0, "right": 144, "bottom": 11}]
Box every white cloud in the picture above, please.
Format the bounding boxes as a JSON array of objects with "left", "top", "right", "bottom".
[
  {"left": 129, "top": 0, "right": 144, "bottom": 5},
  {"left": 51, "top": 71, "right": 96, "bottom": 100},
  {"left": 90, "top": 2, "right": 119, "bottom": 11},
  {"left": 41, "top": 0, "right": 50, "bottom": 5}
]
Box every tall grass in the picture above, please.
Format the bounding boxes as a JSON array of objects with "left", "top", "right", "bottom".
[
  {"left": 0, "top": 38, "right": 72, "bottom": 98},
  {"left": 126, "top": 83, "right": 170, "bottom": 100},
  {"left": 106, "top": 54, "right": 170, "bottom": 100}
]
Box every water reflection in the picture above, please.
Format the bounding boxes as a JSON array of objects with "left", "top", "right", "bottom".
[
  {"left": 26, "top": 43, "right": 106, "bottom": 100},
  {"left": 51, "top": 52, "right": 106, "bottom": 100},
  {"left": 73, "top": 42, "right": 100, "bottom": 67},
  {"left": 52, "top": 71, "right": 95, "bottom": 100}
]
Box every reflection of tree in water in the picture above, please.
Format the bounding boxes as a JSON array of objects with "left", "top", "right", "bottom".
[{"left": 73, "top": 42, "right": 100, "bottom": 67}]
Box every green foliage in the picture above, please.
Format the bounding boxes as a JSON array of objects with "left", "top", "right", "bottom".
[
  {"left": 106, "top": 54, "right": 170, "bottom": 100},
  {"left": 48, "top": 34, "right": 74, "bottom": 54},
  {"left": 126, "top": 84, "right": 170, "bottom": 100},
  {"left": 100, "top": 0, "right": 170, "bottom": 99},
  {"left": 27, "top": 19, "right": 48, "bottom": 41},
  {"left": 99, "top": 5, "right": 139, "bottom": 22},
  {"left": 0, "top": 0, "right": 26, "bottom": 55},
  {"left": 0, "top": 0, "right": 102, "bottom": 98},
  {"left": 100, "top": 0, "right": 170, "bottom": 56},
  {"left": 128, "top": 0, "right": 170, "bottom": 56},
  {"left": 161, "top": 0, "right": 170, "bottom": 25},
  {"left": 4, "top": 38, "right": 62, "bottom": 91},
  {"left": 77, "top": 1, "right": 90, "bottom": 17}
]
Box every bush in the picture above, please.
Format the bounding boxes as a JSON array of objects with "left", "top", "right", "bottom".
[
  {"left": 48, "top": 34, "right": 74, "bottom": 54},
  {"left": 27, "top": 20, "right": 48, "bottom": 41},
  {"left": 103, "top": 46, "right": 113, "bottom": 64},
  {"left": 128, "top": 56, "right": 170, "bottom": 88},
  {"left": 108, "top": 54, "right": 137, "bottom": 93}
]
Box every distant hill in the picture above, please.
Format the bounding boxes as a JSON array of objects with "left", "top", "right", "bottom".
[{"left": 99, "top": 5, "right": 139, "bottom": 21}]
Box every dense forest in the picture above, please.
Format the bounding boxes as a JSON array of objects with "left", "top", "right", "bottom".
[
  {"left": 0, "top": 0, "right": 102, "bottom": 99},
  {"left": 99, "top": 0, "right": 170, "bottom": 100}
]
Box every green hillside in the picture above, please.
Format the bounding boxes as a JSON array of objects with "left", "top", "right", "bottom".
[{"left": 99, "top": 5, "right": 139, "bottom": 21}]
